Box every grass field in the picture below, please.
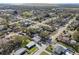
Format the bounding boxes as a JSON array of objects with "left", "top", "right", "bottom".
[
  {"left": 40, "top": 51, "right": 49, "bottom": 55},
  {"left": 46, "top": 45, "right": 53, "bottom": 53}
]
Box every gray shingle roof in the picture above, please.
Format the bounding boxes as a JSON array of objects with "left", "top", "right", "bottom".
[
  {"left": 32, "top": 35, "right": 41, "bottom": 42},
  {"left": 13, "top": 48, "right": 26, "bottom": 55}
]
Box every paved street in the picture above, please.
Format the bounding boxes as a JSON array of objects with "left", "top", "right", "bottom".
[{"left": 34, "top": 44, "right": 49, "bottom": 55}]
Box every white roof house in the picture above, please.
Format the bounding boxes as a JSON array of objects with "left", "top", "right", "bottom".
[
  {"left": 26, "top": 41, "right": 35, "bottom": 49},
  {"left": 32, "top": 35, "right": 41, "bottom": 43},
  {"left": 70, "top": 40, "right": 77, "bottom": 45}
]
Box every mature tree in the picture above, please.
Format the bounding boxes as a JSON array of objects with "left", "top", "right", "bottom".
[
  {"left": 76, "top": 16, "right": 79, "bottom": 21},
  {"left": 0, "top": 40, "right": 21, "bottom": 55},
  {"left": 14, "top": 35, "right": 31, "bottom": 47},
  {"left": 21, "top": 11, "right": 32, "bottom": 18},
  {"left": 77, "top": 27, "right": 79, "bottom": 31},
  {"left": 39, "top": 31, "right": 50, "bottom": 38},
  {"left": 72, "top": 30, "right": 79, "bottom": 42}
]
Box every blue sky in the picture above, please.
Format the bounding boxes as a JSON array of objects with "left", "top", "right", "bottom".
[{"left": 0, "top": 0, "right": 78, "bottom": 3}]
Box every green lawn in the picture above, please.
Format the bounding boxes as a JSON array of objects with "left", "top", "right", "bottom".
[
  {"left": 58, "top": 42, "right": 72, "bottom": 48},
  {"left": 28, "top": 47, "right": 38, "bottom": 54},
  {"left": 46, "top": 45, "right": 53, "bottom": 53},
  {"left": 0, "top": 32, "right": 4, "bottom": 36},
  {"left": 40, "top": 51, "right": 49, "bottom": 55}
]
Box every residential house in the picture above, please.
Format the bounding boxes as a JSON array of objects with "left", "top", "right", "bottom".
[
  {"left": 53, "top": 44, "right": 73, "bottom": 55},
  {"left": 70, "top": 40, "right": 77, "bottom": 45},
  {"left": 26, "top": 41, "right": 36, "bottom": 49},
  {"left": 13, "top": 48, "right": 26, "bottom": 55},
  {"left": 21, "top": 20, "right": 32, "bottom": 27},
  {"left": 32, "top": 34, "right": 41, "bottom": 43}
]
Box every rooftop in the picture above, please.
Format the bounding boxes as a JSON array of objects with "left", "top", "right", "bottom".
[
  {"left": 26, "top": 41, "right": 35, "bottom": 48},
  {"left": 13, "top": 48, "right": 26, "bottom": 55}
]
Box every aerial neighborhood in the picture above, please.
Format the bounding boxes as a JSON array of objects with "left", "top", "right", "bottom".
[{"left": 0, "top": 4, "right": 79, "bottom": 55}]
